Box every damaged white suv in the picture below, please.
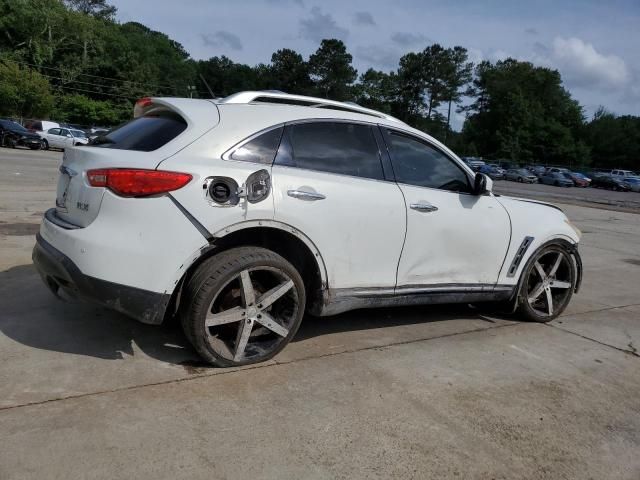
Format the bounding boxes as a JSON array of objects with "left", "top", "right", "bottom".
[{"left": 34, "top": 91, "right": 583, "bottom": 366}]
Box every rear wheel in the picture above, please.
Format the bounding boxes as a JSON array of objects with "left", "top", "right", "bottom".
[
  {"left": 41, "top": 139, "right": 49, "bottom": 150},
  {"left": 181, "top": 247, "right": 306, "bottom": 367},
  {"left": 517, "top": 244, "right": 576, "bottom": 322}
]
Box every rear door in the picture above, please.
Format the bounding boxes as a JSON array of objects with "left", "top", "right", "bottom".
[
  {"left": 272, "top": 120, "right": 406, "bottom": 290},
  {"left": 59, "top": 128, "right": 74, "bottom": 148},
  {"left": 381, "top": 127, "right": 510, "bottom": 288},
  {"left": 47, "top": 128, "right": 62, "bottom": 148}
]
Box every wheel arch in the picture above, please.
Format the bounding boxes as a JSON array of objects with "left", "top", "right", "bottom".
[
  {"left": 504, "top": 237, "right": 582, "bottom": 314},
  {"left": 164, "top": 220, "right": 329, "bottom": 322}
]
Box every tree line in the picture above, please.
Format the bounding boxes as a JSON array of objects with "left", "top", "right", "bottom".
[{"left": 0, "top": 0, "right": 638, "bottom": 170}]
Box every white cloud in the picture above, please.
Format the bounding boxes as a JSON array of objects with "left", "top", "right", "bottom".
[{"left": 545, "top": 37, "right": 630, "bottom": 90}]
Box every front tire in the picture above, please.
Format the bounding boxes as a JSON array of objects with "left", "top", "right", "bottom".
[
  {"left": 517, "top": 244, "right": 576, "bottom": 322},
  {"left": 181, "top": 247, "right": 306, "bottom": 367}
]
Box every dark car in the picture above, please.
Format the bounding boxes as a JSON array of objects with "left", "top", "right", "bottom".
[
  {"left": 540, "top": 172, "right": 574, "bottom": 187},
  {"left": 528, "top": 165, "right": 547, "bottom": 178},
  {"left": 0, "top": 119, "right": 42, "bottom": 150},
  {"left": 505, "top": 168, "right": 538, "bottom": 183},
  {"left": 478, "top": 164, "right": 504, "bottom": 180},
  {"left": 562, "top": 172, "right": 590, "bottom": 187},
  {"left": 591, "top": 175, "right": 630, "bottom": 191}
]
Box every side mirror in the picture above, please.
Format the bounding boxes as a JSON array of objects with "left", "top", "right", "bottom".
[{"left": 473, "top": 172, "right": 493, "bottom": 195}]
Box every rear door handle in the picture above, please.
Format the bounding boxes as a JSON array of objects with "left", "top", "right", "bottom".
[
  {"left": 287, "top": 190, "right": 326, "bottom": 201},
  {"left": 410, "top": 202, "right": 438, "bottom": 213}
]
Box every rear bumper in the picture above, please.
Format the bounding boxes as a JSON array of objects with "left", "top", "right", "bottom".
[{"left": 33, "top": 233, "right": 171, "bottom": 324}]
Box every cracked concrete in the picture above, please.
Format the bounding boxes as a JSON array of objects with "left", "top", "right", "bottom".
[{"left": 1, "top": 149, "right": 639, "bottom": 479}]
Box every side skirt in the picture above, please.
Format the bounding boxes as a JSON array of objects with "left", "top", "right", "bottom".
[{"left": 317, "top": 284, "right": 516, "bottom": 316}]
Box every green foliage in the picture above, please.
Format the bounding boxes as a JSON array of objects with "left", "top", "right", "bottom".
[
  {"left": 268, "top": 49, "right": 313, "bottom": 95},
  {"left": 462, "top": 59, "right": 589, "bottom": 166},
  {"left": 585, "top": 108, "right": 640, "bottom": 169},
  {"left": 0, "top": 0, "right": 636, "bottom": 169},
  {"left": 52, "top": 93, "right": 128, "bottom": 125},
  {"left": 308, "top": 39, "right": 357, "bottom": 100},
  {"left": 0, "top": 58, "right": 53, "bottom": 118}
]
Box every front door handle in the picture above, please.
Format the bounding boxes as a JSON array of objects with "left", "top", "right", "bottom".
[
  {"left": 287, "top": 190, "right": 326, "bottom": 201},
  {"left": 410, "top": 202, "right": 438, "bottom": 213}
]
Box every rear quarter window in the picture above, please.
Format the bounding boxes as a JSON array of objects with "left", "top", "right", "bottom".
[{"left": 91, "top": 111, "right": 187, "bottom": 152}]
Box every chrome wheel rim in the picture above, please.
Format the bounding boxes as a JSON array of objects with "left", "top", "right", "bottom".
[
  {"left": 526, "top": 250, "right": 573, "bottom": 317},
  {"left": 205, "top": 267, "right": 299, "bottom": 362}
]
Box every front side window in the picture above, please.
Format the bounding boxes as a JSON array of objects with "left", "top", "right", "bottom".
[
  {"left": 230, "top": 127, "right": 283, "bottom": 164},
  {"left": 276, "top": 122, "right": 384, "bottom": 180},
  {"left": 385, "top": 131, "right": 471, "bottom": 193}
]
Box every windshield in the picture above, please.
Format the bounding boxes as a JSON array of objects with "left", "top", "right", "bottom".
[
  {"left": 1, "top": 120, "right": 27, "bottom": 132},
  {"left": 71, "top": 129, "right": 87, "bottom": 138},
  {"left": 517, "top": 169, "right": 530, "bottom": 175}
]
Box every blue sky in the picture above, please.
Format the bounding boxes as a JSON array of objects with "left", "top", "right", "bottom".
[{"left": 110, "top": 0, "right": 640, "bottom": 129}]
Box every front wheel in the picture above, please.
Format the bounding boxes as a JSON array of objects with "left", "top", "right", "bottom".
[
  {"left": 517, "top": 244, "right": 576, "bottom": 322},
  {"left": 181, "top": 247, "right": 306, "bottom": 367}
]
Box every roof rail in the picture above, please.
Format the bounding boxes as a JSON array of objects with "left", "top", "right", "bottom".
[{"left": 218, "top": 91, "right": 405, "bottom": 124}]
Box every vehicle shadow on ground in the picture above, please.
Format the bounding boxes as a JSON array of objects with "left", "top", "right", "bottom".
[{"left": 0, "top": 264, "right": 508, "bottom": 366}]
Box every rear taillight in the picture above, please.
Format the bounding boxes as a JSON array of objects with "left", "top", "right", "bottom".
[{"left": 87, "top": 169, "right": 192, "bottom": 197}]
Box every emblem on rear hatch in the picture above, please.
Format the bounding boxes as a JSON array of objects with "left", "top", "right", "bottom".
[{"left": 76, "top": 202, "right": 89, "bottom": 211}]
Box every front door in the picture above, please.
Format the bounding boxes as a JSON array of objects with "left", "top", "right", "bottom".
[
  {"left": 272, "top": 121, "right": 406, "bottom": 290},
  {"left": 381, "top": 128, "right": 510, "bottom": 289}
]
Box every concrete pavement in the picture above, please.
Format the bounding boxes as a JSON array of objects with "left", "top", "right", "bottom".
[{"left": 1, "top": 148, "right": 639, "bottom": 479}]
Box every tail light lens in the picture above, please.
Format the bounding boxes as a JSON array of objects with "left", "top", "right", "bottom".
[{"left": 87, "top": 169, "right": 192, "bottom": 197}]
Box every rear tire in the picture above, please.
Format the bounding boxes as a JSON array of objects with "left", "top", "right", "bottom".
[
  {"left": 41, "top": 139, "right": 49, "bottom": 150},
  {"left": 181, "top": 247, "right": 306, "bottom": 367},
  {"left": 517, "top": 244, "right": 576, "bottom": 322}
]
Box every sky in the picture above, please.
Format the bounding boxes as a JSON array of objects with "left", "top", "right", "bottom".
[{"left": 110, "top": 0, "right": 640, "bottom": 130}]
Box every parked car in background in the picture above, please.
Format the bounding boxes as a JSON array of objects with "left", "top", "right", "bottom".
[
  {"left": 505, "top": 168, "right": 538, "bottom": 183},
  {"left": 611, "top": 169, "right": 637, "bottom": 179},
  {"left": 0, "top": 119, "right": 42, "bottom": 149},
  {"left": 591, "top": 175, "right": 631, "bottom": 191},
  {"left": 562, "top": 172, "right": 590, "bottom": 187},
  {"left": 38, "top": 127, "right": 89, "bottom": 150},
  {"left": 32, "top": 92, "right": 583, "bottom": 366},
  {"left": 25, "top": 120, "right": 60, "bottom": 133},
  {"left": 623, "top": 177, "right": 640, "bottom": 192},
  {"left": 478, "top": 164, "right": 504, "bottom": 180},
  {"left": 462, "top": 157, "right": 485, "bottom": 170},
  {"left": 528, "top": 165, "right": 547, "bottom": 177},
  {"left": 540, "top": 172, "right": 574, "bottom": 187},
  {"left": 488, "top": 163, "right": 506, "bottom": 175}
]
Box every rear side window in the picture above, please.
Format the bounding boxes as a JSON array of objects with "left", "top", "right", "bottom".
[
  {"left": 230, "top": 127, "right": 283, "bottom": 164},
  {"left": 276, "top": 122, "right": 384, "bottom": 180},
  {"left": 91, "top": 111, "right": 187, "bottom": 152}
]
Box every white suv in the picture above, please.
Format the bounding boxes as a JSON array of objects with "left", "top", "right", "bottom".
[{"left": 33, "top": 92, "right": 583, "bottom": 367}]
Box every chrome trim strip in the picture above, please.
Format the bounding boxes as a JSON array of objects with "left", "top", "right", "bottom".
[
  {"left": 507, "top": 236, "right": 534, "bottom": 277},
  {"left": 335, "top": 283, "right": 515, "bottom": 298}
]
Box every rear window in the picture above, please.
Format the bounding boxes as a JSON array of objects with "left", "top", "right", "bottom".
[{"left": 91, "top": 111, "right": 187, "bottom": 152}]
